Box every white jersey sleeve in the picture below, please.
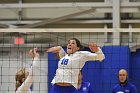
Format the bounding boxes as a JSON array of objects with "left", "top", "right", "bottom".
[
  {"left": 16, "top": 57, "right": 40, "bottom": 93},
  {"left": 84, "top": 47, "right": 105, "bottom": 62},
  {"left": 59, "top": 47, "right": 66, "bottom": 59}
]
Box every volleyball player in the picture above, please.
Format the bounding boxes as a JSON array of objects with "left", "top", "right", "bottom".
[
  {"left": 47, "top": 38, "right": 105, "bottom": 93},
  {"left": 15, "top": 48, "right": 40, "bottom": 93}
]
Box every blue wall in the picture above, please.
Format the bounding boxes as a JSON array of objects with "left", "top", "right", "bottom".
[
  {"left": 82, "top": 46, "right": 130, "bottom": 93},
  {"left": 130, "top": 49, "right": 140, "bottom": 93},
  {"left": 48, "top": 52, "right": 59, "bottom": 91},
  {"left": 48, "top": 46, "right": 133, "bottom": 93}
]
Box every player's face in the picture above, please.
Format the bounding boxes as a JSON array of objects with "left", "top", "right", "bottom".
[
  {"left": 67, "top": 40, "right": 80, "bottom": 54},
  {"left": 119, "top": 71, "right": 127, "bottom": 83}
]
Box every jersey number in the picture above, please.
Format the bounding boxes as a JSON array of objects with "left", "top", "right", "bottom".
[{"left": 61, "top": 59, "right": 69, "bottom": 65}]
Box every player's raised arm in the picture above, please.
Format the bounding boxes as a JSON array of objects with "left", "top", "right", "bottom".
[
  {"left": 16, "top": 48, "right": 40, "bottom": 93},
  {"left": 47, "top": 46, "right": 66, "bottom": 59},
  {"left": 87, "top": 42, "right": 105, "bottom": 61}
]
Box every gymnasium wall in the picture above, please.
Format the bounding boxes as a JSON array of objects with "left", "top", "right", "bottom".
[{"left": 130, "top": 49, "right": 140, "bottom": 93}]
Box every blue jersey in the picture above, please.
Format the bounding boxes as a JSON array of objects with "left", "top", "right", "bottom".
[
  {"left": 77, "top": 82, "right": 93, "bottom": 93},
  {"left": 113, "top": 82, "right": 137, "bottom": 93}
]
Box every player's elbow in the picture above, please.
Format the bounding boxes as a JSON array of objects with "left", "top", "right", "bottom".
[{"left": 98, "top": 54, "right": 105, "bottom": 62}]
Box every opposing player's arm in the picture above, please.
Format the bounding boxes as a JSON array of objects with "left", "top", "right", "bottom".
[{"left": 16, "top": 48, "right": 40, "bottom": 92}]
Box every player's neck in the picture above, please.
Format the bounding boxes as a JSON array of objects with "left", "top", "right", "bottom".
[
  {"left": 121, "top": 83, "right": 126, "bottom": 86},
  {"left": 68, "top": 51, "right": 78, "bottom": 56},
  {"left": 120, "top": 81, "right": 127, "bottom": 86}
]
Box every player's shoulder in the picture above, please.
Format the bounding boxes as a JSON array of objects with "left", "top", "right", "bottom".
[
  {"left": 113, "top": 84, "right": 120, "bottom": 89},
  {"left": 128, "top": 82, "right": 136, "bottom": 88},
  {"left": 77, "top": 51, "right": 91, "bottom": 54}
]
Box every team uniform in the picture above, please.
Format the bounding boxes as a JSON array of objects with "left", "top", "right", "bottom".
[
  {"left": 50, "top": 84, "right": 76, "bottom": 93},
  {"left": 77, "top": 82, "right": 93, "bottom": 93},
  {"left": 16, "top": 57, "right": 40, "bottom": 93},
  {"left": 50, "top": 47, "right": 104, "bottom": 93},
  {"left": 113, "top": 82, "right": 137, "bottom": 93}
]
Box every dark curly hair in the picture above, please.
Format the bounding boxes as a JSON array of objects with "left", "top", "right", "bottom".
[{"left": 68, "top": 38, "right": 83, "bottom": 50}]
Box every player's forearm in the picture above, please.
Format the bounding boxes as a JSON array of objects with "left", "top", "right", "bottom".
[
  {"left": 31, "top": 57, "right": 40, "bottom": 74},
  {"left": 59, "top": 46, "right": 66, "bottom": 58},
  {"left": 95, "top": 47, "right": 105, "bottom": 61}
]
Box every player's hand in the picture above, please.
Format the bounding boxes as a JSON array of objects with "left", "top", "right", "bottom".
[
  {"left": 29, "top": 48, "right": 39, "bottom": 58},
  {"left": 46, "top": 46, "right": 62, "bottom": 53},
  {"left": 88, "top": 42, "right": 99, "bottom": 52}
]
